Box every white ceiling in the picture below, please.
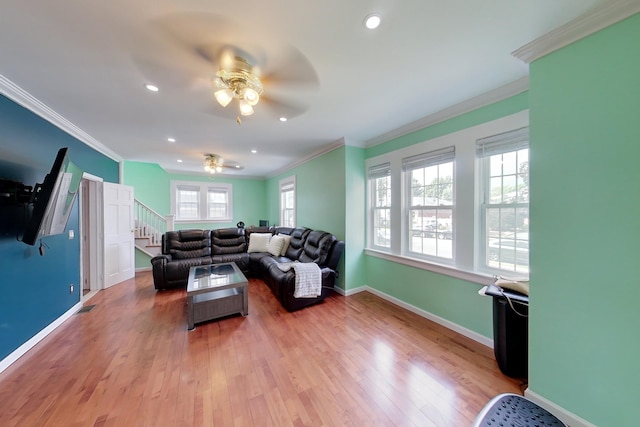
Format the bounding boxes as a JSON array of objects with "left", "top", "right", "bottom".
[{"left": 0, "top": 0, "right": 604, "bottom": 178}]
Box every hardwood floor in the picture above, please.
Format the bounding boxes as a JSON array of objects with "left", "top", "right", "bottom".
[{"left": 0, "top": 271, "right": 523, "bottom": 426}]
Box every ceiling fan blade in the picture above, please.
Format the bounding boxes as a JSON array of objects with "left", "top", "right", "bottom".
[
  {"left": 260, "top": 94, "right": 310, "bottom": 119},
  {"left": 150, "top": 13, "right": 268, "bottom": 70},
  {"left": 222, "top": 161, "right": 243, "bottom": 170},
  {"left": 260, "top": 44, "right": 320, "bottom": 89},
  {"left": 150, "top": 12, "right": 239, "bottom": 58}
]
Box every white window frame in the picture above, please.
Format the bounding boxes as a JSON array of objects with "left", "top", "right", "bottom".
[
  {"left": 171, "top": 180, "right": 233, "bottom": 223},
  {"left": 279, "top": 176, "right": 296, "bottom": 227},
  {"left": 477, "top": 127, "right": 529, "bottom": 275},
  {"left": 403, "top": 147, "right": 455, "bottom": 262},
  {"left": 364, "top": 110, "right": 529, "bottom": 285},
  {"left": 367, "top": 162, "right": 392, "bottom": 250}
]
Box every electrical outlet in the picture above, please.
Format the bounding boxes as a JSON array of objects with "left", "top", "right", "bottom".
[{"left": 69, "top": 284, "right": 74, "bottom": 293}]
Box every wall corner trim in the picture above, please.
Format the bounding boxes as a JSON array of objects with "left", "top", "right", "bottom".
[{"left": 512, "top": 0, "right": 640, "bottom": 64}]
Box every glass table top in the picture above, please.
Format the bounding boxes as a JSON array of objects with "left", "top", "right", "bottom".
[{"left": 187, "top": 263, "right": 247, "bottom": 294}]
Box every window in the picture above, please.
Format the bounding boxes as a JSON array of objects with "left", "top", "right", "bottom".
[
  {"left": 280, "top": 176, "right": 296, "bottom": 227},
  {"left": 364, "top": 110, "right": 529, "bottom": 283},
  {"left": 403, "top": 147, "right": 455, "bottom": 260},
  {"left": 207, "top": 189, "right": 229, "bottom": 219},
  {"left": 176, "top": 185, "right": 199, "bottom": 220},
  {"left": 171, "top": 181, "right": 232, "bottom": 222},
  {"left": 368, "top": 163, "right": 391, "bottom": 248},
  {"left": 477, "top": 127, "right": 529, "bottom": 274}
]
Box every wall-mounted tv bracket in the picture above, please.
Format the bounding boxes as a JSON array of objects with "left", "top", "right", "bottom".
[{"left": 0, "top": 178, "right": 33, "bottom": 206}]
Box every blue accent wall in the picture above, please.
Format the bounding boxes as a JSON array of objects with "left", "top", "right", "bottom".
[{"left": 0, "top": 94, "right": 119, "bottom": 360}]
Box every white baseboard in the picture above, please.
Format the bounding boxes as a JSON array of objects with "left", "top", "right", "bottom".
[
  {"left": 135, "top": 266, "right": 152, "bottom": 273},
  {"left": 0, "top": 301, "right": 82, "bottom": 375},
  {"left": 337, "top": 285, "right": 493, "bottom": 348},
  {"left": 525, "top": 389, "right": 597, "bottom": 427}
]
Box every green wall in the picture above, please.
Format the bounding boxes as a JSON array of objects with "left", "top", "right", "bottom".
[
  {"left": 343, "top": 145, "right": 366, "bottom": 291},
  {"left": 266, "top": 146, "right": 348, "bottom": 288},
  {"left": 266, "top": 147, "right": 347, "bottom": 238},
  {"left": 528, "top": 14, "right": 640, "bottom": 426},
  {"left": 362, "top": 93, "right": 528, "bottom": 337},
  {"left": 123, "top": 161, "right": 171, "bottom": 215}
]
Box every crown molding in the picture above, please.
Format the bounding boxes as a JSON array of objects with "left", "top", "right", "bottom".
[
  {"left": 162, "top": 167, "right": 265, "bottom": 181},
  {"left": 266, "top": 138, "right": 346, "bottom": 179},
  {"left": 0, "top": 74, "right": 122, "bottom": 161},
  {"left": 365, "top": 77, "right": 529, "bottom": 148},
  {"left": 512, "top": 0, "right": 640, "bottom": 64}
]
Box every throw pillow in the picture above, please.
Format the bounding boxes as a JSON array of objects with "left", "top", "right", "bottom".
[
  {"left": 279, "top": 234, "right": 292, "bottom": 256},
  {"left": 267, "top": 235, "right": 286, "bottom": 257},
  {"left": 247, "top": 233, "right": 271, "bottom": 253}
]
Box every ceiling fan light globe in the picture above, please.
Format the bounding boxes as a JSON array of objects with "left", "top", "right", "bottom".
[
  {"left": 242, "top": 87, "right": 260, "bottom": 106},
  {"left": 239, "top": 100, "right": 254, "bottom": 116},
  {"left": 214, "top": 89, "right": 234, "bottom": 107}
]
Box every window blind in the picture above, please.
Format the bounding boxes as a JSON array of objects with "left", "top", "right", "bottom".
[
  {"left": 476, "top": 127, "right": 529, "bottom": 157},
  {"left": 402, "top": 146, "right": 455, "bottom": 171},
  {"left": 368, "top": 162, "right": 391, "bottom": 179}
]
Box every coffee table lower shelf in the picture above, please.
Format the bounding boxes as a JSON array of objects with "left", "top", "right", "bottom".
[{"left": 188, "top": 287, "right": 248, "bottom": 330}]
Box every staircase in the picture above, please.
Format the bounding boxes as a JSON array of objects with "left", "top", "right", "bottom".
[{"left": 134, "top": 200, "right": 174, "bottom": 257}]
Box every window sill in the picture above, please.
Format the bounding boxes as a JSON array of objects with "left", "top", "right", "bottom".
[{"left": 364, "top": 248, "right": 493, "bottom": 286}]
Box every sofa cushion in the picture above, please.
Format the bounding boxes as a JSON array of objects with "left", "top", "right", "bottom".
[
  {"left": 278, "top": 234, "right": 292, "bottom": 255},
  {"left": 267, "top": 234, "right": 286, "bottom": 256},
  {"left": 298, "top": 230, "right": 334, "bottom": 265},
  {"left": 248, "top": 233, "right": 272, "bottom": 253},
  {"left": 164, "top": 229, "right": 211, "bottom": 260},
  {"left": 283, "top": 227, "right": 311, "bottom": 260},
  {"left": 164, "top": 256, "right": 212, "bottom": 284},
  {"left": 211, "top": 253, "right": 250, "bottom": 272},
  {"left": 211, "top": 228, "right": 246, "bottom": 254}
]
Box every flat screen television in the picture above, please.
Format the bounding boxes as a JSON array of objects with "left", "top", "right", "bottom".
[{"left": 21, "top": 147, "right": 83, "bottom": 246}]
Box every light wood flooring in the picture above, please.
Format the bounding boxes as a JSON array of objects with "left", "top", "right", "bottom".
[{"left": 0, "top": 271, "right": 523, "bottom": 426}]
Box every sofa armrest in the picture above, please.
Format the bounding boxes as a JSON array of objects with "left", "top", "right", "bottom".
[
  {"left": 151, "top": 254, "right": 172, "bottom": 290},
  {"left": 325, "top": 240, "right": 344, "bottom": 273}
]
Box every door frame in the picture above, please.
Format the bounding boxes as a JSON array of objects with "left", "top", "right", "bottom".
[{"left": 79, "top": 172, "right": 104, "bottom": 301}]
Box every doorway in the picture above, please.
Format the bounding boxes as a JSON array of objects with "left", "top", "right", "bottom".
[{"left": 80, "top": 173, "right": 104, "bottom": 301}]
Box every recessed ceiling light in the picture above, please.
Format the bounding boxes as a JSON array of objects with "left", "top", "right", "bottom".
[
  {"left": 167, "top": 137, "right": 176, "bottom": 143},
  {"left": 251, "top": 149, "right": 257, "bottom": 154},
  {"left": 279, "top": 117, "right": 287, "bottom": 122},
  {"left": 364, "top": 14, "right": 381, "bottom": 30},
  {"left": 177, "top": 159, "right": 183, "bottom": 163},
  {"left": 144, "top": 83, "right": 159, "bottom": 92}
]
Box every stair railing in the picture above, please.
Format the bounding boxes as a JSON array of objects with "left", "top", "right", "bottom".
[{"left": 134, "top": 199, "right": 174, "bottom": 247}]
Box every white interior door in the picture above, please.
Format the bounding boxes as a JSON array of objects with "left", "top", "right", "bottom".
[{"left": 103, "top": 182, "right": 135, "bottom": 288}]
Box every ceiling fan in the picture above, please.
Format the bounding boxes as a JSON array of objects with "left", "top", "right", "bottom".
[
  {"left": 212, "top": 52, "right": 264, "bottom": 123},
  {"left": 138, "top": 12, "right": 320, "bottom": 122},
  {"left": 203, "top": 154, "right": 242, "bottom": 174}
]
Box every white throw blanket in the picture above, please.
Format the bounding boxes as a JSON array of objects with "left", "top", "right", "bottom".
[{"left": 290, "top": 262, "right": 322, "bottom": 298}]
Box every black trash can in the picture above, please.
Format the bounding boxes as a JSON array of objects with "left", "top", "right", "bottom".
[{"left": 484, "top": 284, "right": 529, "bottom": 378}]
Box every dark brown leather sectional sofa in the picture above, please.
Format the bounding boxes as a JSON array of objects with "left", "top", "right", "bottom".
[{"left": 150, "top": 226, "right": 344, "bottom": 312}]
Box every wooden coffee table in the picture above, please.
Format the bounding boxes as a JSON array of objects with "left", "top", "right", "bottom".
[{"left": 186, "top": 262, "right": 248, "bottom": 330}]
